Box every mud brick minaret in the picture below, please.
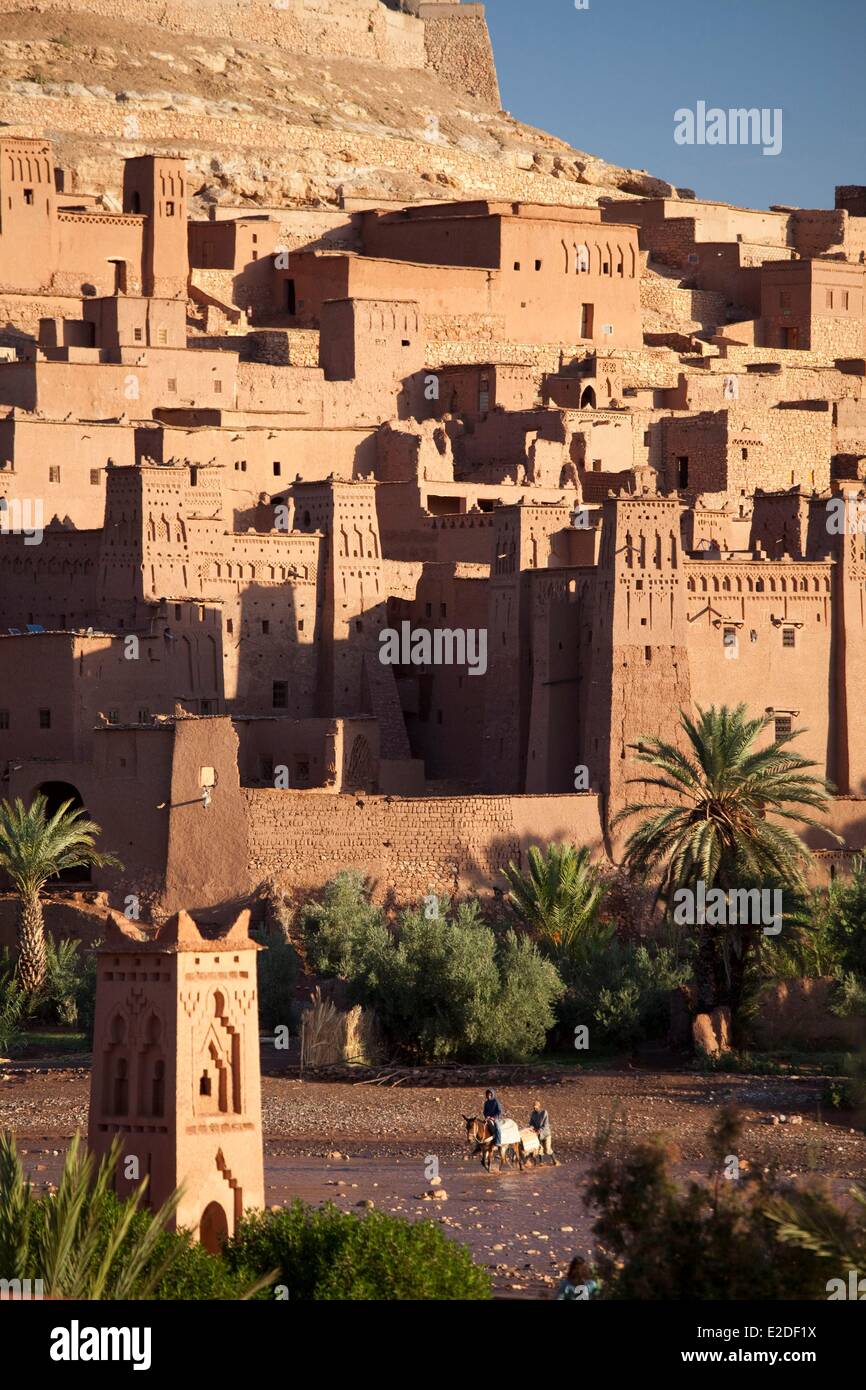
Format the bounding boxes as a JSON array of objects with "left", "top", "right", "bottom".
[{"left": 87, "top": 908, "right": 264, "bottom": 1251}]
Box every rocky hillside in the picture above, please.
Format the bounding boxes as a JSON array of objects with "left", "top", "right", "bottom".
[{"left": 0, "top": 3, "right": 677, "bottom": 215}]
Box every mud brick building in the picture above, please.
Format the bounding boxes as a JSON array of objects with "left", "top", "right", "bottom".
[{"left": 0, "top": 82, "right": 865, "bottom": 919}]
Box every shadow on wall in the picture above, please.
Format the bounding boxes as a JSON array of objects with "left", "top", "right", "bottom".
[{"left": 248, "top": 803, "right": 605, "bottom": 914}]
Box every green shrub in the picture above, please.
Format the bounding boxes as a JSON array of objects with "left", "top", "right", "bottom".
[
  {"left": 824, "top": 1049, "right": 866, "bottom": 1112},
  {"left": 584, "top": 1110, "right": 839, "bottom": 1299},
  {"left": 0, "top": 974, "right": 24, "bottom": 1055},
  {"left": 227, "top": 1200, "right": 491, "bottom": 1300},
  {"left": 1, "top": 935, "right": 99, "bottom": 1040},
  {"left": 351, "top": 899, "right": 497, "bottom": 1061},
  {"left": 491, "top": 929, "right": 564, "bottom": 1061},
  {"left": 257, "top": 921, "right": 300, "bottom": 1032},
  {"left": 299, "top": 872, "right": 384, "bottom": 977},
  {"left": 73, "top": 941, "right": 99, "bottom": 1043},
  {"left": 299, "top": 879, "right": 563, "bottom": 1062},
  {"left": 132, "top": 1219, "right": 258, "bottom": 1300},
  {"left": 831, "top": 971, "right": 866, "bottom": 1020},
  {"left": 39, "top": 936, "right": 84, "bottom": 1026},
  {"left": 819, "top": 856, "right": 866, "bottom": 979},
  {"left": 560, "top": 938, "right": 691, "bottom": 1050},
  {"left": 348, "top": 898, "right": 563, "bottom": 1062}
]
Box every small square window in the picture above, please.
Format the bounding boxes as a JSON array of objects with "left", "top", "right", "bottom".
[
  {"left": 24, "top": 189, "right": 34, "bottom": 205},
  {"left": 39, "top": 708, "right": 51, "bottom": 729},
  {"left": 107, "top": 709, "right": 120, "bottom": 725},
  {"left": 134, "top": 327, "right": 143, "bottom": 342},
  {"left": 167, "top": 378, "right": 177, "bottom": 393},
  {"left": 774, "top": 715, "right": 793, "bottom": 740},
  {"left": 90, "top": 469, "right": 100, "bottom": 485},
  {"left": 272, "top": 680, "right": 288, "bottom": 709},
  {"left": 49, "top": 466, "right": 61, "bottom": 483},
  {"left": 165, "top": 200, "right": 175, "bottom": 216},
  {"left": 214, "top": 380, "right": 222, "bottom": 394},
  {"left": 782, "top": 628, "right": 796, "bottom": 648},
  {"left": 138, "top": 708, "right": 150, "bottom": 724},
  {"left": 535, "top": 259, "right": 542, "bottom": 271},
  {"left": 0, "top": 710, "right": 9, "bottom": 729},
  {"left": 157, "top": 328, "right": 167, "bottom": 345},
  {"left": 261, "top": 620, "right": 270, "bottom": 635},
  {"left": 273, "top": 462, "right": 281, "bottom": 477}
]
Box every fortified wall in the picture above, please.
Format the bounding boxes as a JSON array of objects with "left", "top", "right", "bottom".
[
  {"left": 243, "top": 788, "right": 604, "bottom": 903},
  {"left": 408, "top": 2, "right": 501, "bottom": 107},
  {"left": 0, "top": 0, "right": 501, "bottom": 103}
]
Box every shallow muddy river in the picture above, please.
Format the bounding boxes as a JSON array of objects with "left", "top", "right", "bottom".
[{"left": 264, "top": 1143, "right": 595, "bottom": 1296}]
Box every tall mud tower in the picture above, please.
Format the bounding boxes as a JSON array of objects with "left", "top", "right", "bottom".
[
  {"left": 88, "top": 908, "right": 264, "bottom": 1251},
  {"left": 585, "top": 484, "right": 693, "bottom": 851}
]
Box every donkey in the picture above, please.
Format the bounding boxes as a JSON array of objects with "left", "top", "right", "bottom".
[{"left": 463, "top": 1115, "right": 524, "bottom": 1172}]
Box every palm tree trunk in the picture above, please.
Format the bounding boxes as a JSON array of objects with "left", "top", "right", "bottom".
[
  {"left": 695, "top": 929, "right": 718, "bottom": 1012},
  {"left": 16, "top": 892, "right": 46, "bottom": 992},
  {"left": 728, "top": 930, "right": 757, "bottom": 1045}
]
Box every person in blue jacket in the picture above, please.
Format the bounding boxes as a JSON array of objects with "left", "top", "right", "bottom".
[{"left": 483, "top": 1088, "right": 503, "bottom": 1145}]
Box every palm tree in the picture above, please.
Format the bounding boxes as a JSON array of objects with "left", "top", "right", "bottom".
[
  {"left": 0, "top": 1132, "right": 183, "bottom": 1299},
  {"left": 765, "top": 1180, "right": 866, "bottom": 1276},
  {"left": 502, "top": 843, "right": 608, "bottom": 955},
  {"left": 0, "top": 795, "right": 121, "bottom": 993},
  {"left": 612, "top": 704, "right": 837, "bottom": 1022}
]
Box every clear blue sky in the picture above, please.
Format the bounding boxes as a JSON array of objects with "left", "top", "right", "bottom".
[{"left": 485, "top": 0, "right": 865, "bottom": 210}]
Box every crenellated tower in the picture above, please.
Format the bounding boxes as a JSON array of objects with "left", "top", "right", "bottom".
[
  {"left": 88, "top": 908, "right": 264, "bottom": 1250},
  {"left": 584, "top": 484, "right": 692, "bottom": 848}
]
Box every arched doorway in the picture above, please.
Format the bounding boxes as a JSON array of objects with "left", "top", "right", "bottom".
[
  {"left": 35, "top": 781, "right": 91, "bottom": 883},
  {"left": 580, "top": 385, "right": 596, "bottom": 409},
  {"left": 200, "top": 1201, "right": 229, "bottom": 1254}
]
